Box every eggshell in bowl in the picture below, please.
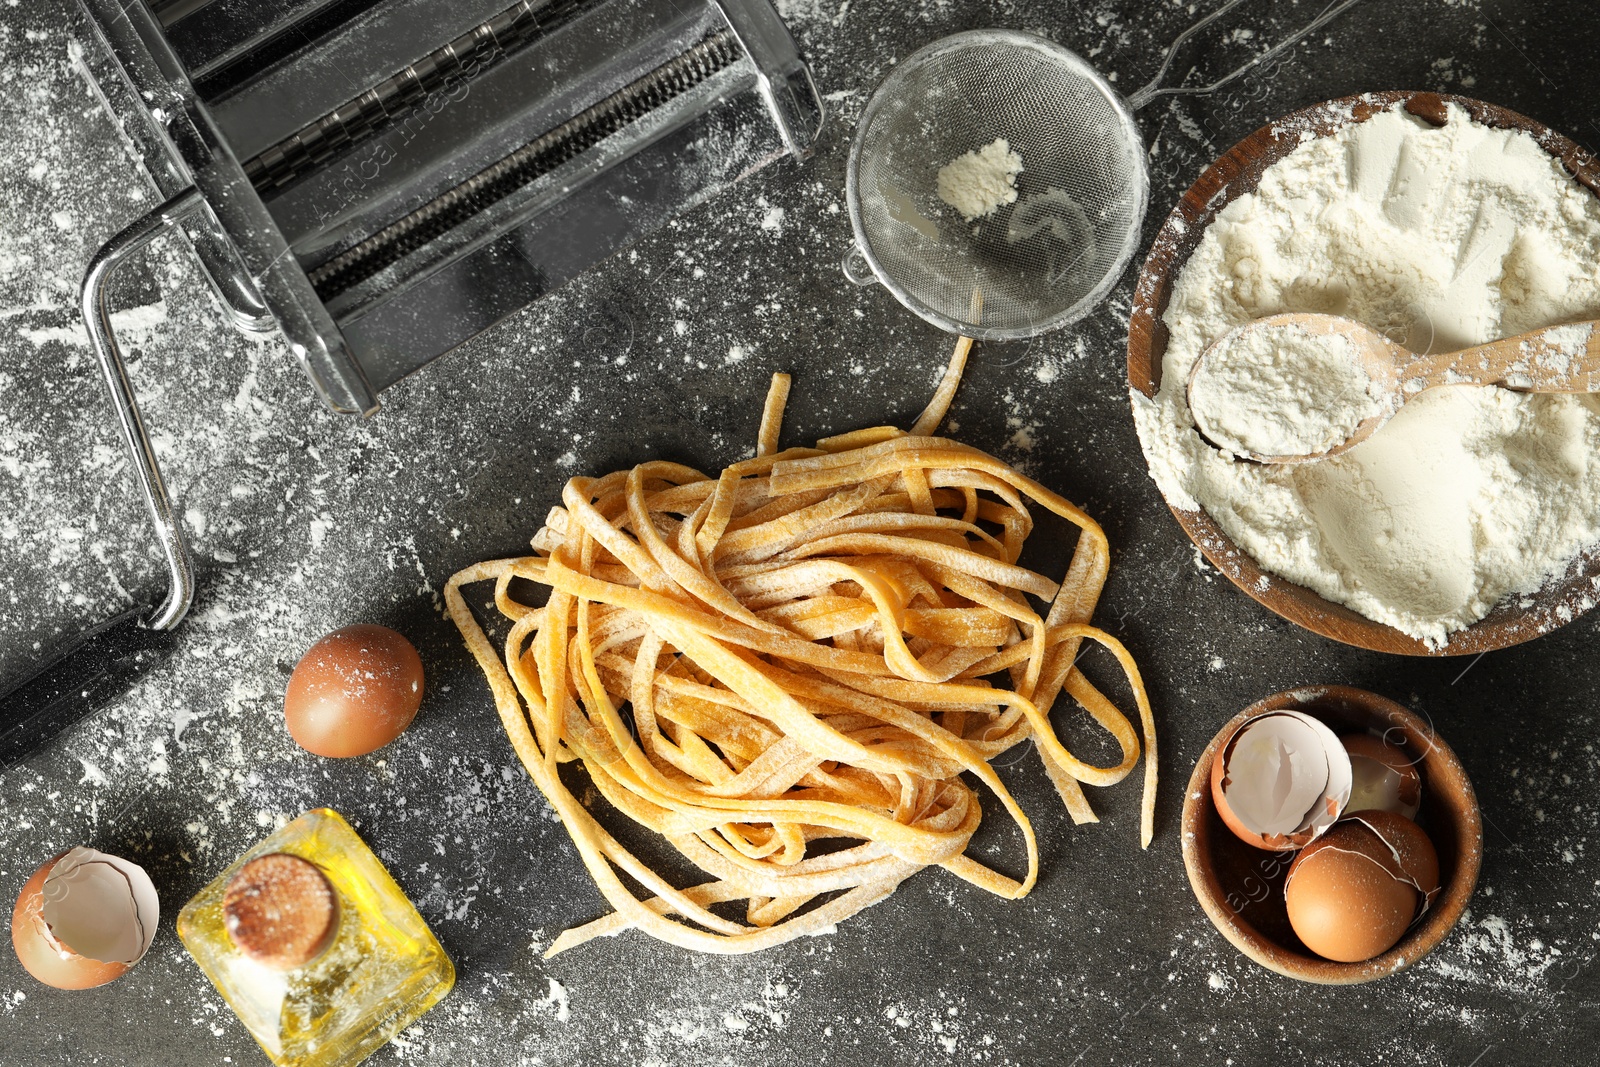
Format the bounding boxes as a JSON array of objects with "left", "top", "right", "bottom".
[
  {"left": 1210, "top": 710, "right": 1352, "bottom": 851},
  {"left": 1342, "top": 733, "right": 1423, "bottom": 819},
  {"left": 1284, "top": 821, "right": 1418, "bottom": 963}
]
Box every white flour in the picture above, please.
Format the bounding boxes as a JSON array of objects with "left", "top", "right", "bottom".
[
  {"left": 936, "top": 138, "right": 1023, "bottom": 221},
  {"left": 1187, "top": 322, "right": 1381, "bottom": 457},
  {"left": 1132, "top": 105, "right": 1600, "bottom": 646}
]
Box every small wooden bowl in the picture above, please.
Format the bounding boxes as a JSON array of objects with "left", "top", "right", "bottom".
[
  {"left": 1127, "top": 91, "right": 1600, "bottom": 655},
  {"left": 1181, "top": 685, "right": 1482, "bottom": 984}
]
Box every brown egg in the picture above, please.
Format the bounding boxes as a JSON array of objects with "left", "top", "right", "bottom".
[
  {"left": 284, "top": 624, "right": 424, "bottom": 757},
  {"left": 11, "top": 848, "right": 160, "bottom": 989},
  {"left": 1285, "top": 811, "right": 1441, "bottom": 963}
]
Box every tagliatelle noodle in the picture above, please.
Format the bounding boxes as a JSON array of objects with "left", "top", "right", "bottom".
[
  {"left": 446, "top": 339, "right": 1157, "bottom": 956},
  {"left": 756, "top": 371, "right": 791, "bottom": 458}
]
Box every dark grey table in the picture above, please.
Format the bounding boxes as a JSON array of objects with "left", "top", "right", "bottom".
[{"left": 2, "top": 1, "right": 1597, "bottom": 1063}]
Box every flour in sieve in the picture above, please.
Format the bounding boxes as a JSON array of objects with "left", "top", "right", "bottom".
[
  {"left": 1132, "top": 104, "right": 1600, "bottom": 647},
  {"left": 937, "top": 138, "right": 1023, "bottom": 221}
]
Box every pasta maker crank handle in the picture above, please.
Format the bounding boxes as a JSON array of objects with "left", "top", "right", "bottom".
[
  {"left": 84, "top": 187, "right": 203, "bottom": 632},
  {"left": 0, "top": 189, "right": 202, "bottom": 770}
]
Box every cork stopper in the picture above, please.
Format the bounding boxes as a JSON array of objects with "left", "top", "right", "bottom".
[{"left": 223, "top": 854, "right": 340, "bottom": 971}]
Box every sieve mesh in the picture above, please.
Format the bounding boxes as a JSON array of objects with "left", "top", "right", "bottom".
[{"left": 846, "top": 30, "right": 1149, "bottom": 339}]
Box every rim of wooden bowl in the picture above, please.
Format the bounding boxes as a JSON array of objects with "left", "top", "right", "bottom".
[
  {"left": 1126, "top": 91, "right": 1600, "bottom": 656},
  {"left": 1180, "top": 685, "right": 1483, "bottom": 985}
]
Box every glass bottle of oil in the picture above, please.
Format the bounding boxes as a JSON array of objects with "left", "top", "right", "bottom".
[{"left": 177, "top": 808, "right": 454, "bottom": 1067}]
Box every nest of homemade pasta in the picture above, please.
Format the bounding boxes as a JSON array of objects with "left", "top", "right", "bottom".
[{"left": 447, "top": 352, "right": 1155, "bottom": 955}]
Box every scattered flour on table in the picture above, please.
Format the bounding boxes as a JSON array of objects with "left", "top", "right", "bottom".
[
  {"left": 1187, "top": 322, "right": 1382, "bottom": 457},
  {"left": 533, "top": 977, "right": 571, "bottom": 1022},
  {"left": 1132, "top": 104, "right": 1600, "bottom": 647},
  {"left": 937, "top": 138, "right": 1023, "bottom": 221},
  {"left": 1420, "top": 910, "right": 1568, "bottom": 995}
]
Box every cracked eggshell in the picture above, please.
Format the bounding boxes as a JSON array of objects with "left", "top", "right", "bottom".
[
  {"left": 9, "top": 847, "right": 160, "bottom": 990},
  {"left": 1342, "top": 809, "right": 1441, "bottom": 909},
  {"left": 1210, "top": 710, "right": 1354, "bottom": 851},
  {"left": 1284, "top": 810, "right": 1441, "bottom": 963},
  {"left": 1341, "top": 733, "right": 1423, "bottom": 819}
]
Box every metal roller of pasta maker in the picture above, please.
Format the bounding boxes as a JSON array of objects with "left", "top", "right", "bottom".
[{"left": 0, "top": 0, "right": 824, "bottom": 766}]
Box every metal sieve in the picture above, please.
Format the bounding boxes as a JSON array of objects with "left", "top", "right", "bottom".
[{"left": 843, "top": 0, "right": 1365, "bottom": 339}]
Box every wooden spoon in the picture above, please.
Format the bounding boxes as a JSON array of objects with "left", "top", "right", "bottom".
[{"left": 1186, "top": 312, "right": 1600, "bottom": 463}]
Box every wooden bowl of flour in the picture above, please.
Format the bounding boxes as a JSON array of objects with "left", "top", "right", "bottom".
[{"left": 1127, "top": 91, "right": 1600, "bottom": 657}]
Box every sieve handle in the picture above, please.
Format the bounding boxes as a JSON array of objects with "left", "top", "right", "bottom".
[
  {"left": 841, "top": 245, "right": 878, "bottom": 287},
  {"left": 1126, "top": 0, "right": 1366, "bottom": 111}
]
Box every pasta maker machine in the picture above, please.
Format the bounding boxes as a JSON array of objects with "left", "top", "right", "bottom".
[
  {"left": 1, "top": 0, "right": 821, "bottom": 767},
  {"left": 76, "top": 0, "right": 822, "bottom": 416}
]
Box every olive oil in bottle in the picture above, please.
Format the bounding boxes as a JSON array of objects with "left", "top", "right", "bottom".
[{"left": 178, "top": 808, "right": 454, "bottom": 1067}]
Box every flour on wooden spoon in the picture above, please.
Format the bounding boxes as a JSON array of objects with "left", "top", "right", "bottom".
[{"left": 1188, "top": 322, "right": 1383, "bottom": 458}]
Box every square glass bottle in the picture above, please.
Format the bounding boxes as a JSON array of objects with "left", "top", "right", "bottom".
[{"left": 178, "top": 808, "right": 454, "bottom": 1067}]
